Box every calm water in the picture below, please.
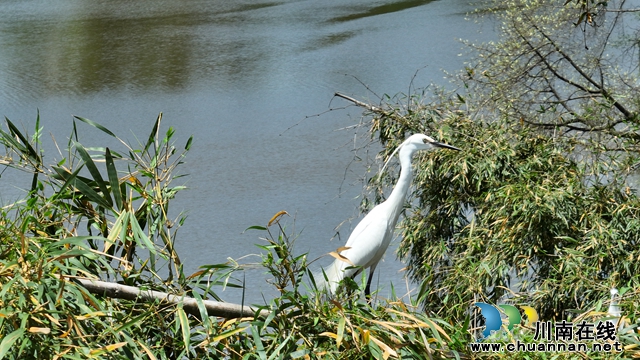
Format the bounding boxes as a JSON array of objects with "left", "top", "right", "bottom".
[{"left": 0, "top": 0, "right": 493, "bottom": 304}]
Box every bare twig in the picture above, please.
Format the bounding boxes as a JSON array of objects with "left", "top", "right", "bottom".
[{"left": 334, "top": 92, "right": 388, "bottom": 115}]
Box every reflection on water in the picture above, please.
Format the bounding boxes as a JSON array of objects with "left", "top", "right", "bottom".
[
  {"left": 0, "top": 0, "right": 493, "bottom": 304},
  {"left": 1, "top": 1, "right": 277, "bottom": 95},
  {"left": 0, "top": 0, "right": 462, "bottom": 97},
  {"left": 328, "top": 0, "right": 436, "bottom": 23}
]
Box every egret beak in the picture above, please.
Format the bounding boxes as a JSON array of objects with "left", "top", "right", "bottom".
[{"left": 433, "top": 142, "right": 461, "bottom": 151}]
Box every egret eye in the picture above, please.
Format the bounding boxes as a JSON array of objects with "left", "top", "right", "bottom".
[{"left": 422, "top": 138, "right": 428, "bottom": 144}]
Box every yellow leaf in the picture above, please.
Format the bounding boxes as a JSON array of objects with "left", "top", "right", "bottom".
[
  {"left": 368, "top": 319, "right": 404, "bottom": 337},
  {"left": 386, "top": 308, "right": 451, "bottom": 341},
  {"left": 329, "top": 251, "right": 354, "bottom": 266},
  {"left": 353, "top": 326, "right": 362, "bottom": 345},
  {"left": 104, "top": 342, "right": 127, "bottom": 351},
  {"left": 369, "top": 334, "right": 398, "bottom": 359},
  {"left": 361, "top": 329, "right": 370, "bottom": 344},
  {"left": 220, "top": 317, "right": 253, "bottom": 329},
  {"left": 319, "top": 332, "right": 337, "bottom": 340},
  {"left": 76, "top": 311, "right": 106, "bottom": 320},
  {"left": 89, "top": 342, "right": 127, "bottom": 355},
  {"left": 423, "top": 318, "right": 452, "bottom": 341},
  {"left": 212, "top": 326, "right": 249, "bottom": 342},
  {"left": 28, "top": 327, "right": 51, "bottom": 334},
  {"left": 43, "top": 313, "right": 61, "bottom": 327},
  {"left": 137, "top": 341, "right": 158, "bottom": 360},
  {"left": 268, "top": 211, "right": 289, "bottom": 226}
]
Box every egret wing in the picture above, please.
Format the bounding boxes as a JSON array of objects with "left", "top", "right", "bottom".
[{"left": 340, "top": 204, "right": 393, "bottom": 271}]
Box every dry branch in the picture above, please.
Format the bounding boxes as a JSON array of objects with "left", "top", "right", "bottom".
[
  {"left": 334, "top": 92, "right": 389, "bottom": 115},
  {"left": 75, "top": 278, "right": 270, "bottom": 319}
]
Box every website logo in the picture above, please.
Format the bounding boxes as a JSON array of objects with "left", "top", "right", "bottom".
[
  {"left": 471, "top": 302, "right": 622, "bottom": 354},
  {"left": 474, "top": 302, "right": 537, "bottom": 340}
]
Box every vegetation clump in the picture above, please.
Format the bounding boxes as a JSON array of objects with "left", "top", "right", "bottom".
[{"left": 0, "top": 115, "right": 456, "bottom": 359}]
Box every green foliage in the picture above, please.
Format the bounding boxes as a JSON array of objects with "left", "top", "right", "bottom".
[
  {"left": 2, "top": 2, "right": 639, "bottom": 357},
  {"left": 0, "top": 113, "right": 462, "bottom": 359},
  {"left": 359, "top": 90, "right": 640, "bottom": 356},
  {"left": 201, "top": 213, "right": 459, "bottom": 359},
  {"left": 0, "top": 113, "right": 200, "bottom": 358},
  {"left": 347, "top": 2, "right": 640, "bottom": 352}
]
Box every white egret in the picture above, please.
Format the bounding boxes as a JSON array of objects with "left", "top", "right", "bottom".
[
  {"left": 607, "top": 287, "right": 623, "bottom": 330},
  {"left": 317, "top": 134, "right": 460, "bottom": 297},
  {"left": 607, "top": 287, "right": 622, "bottom": 318}
]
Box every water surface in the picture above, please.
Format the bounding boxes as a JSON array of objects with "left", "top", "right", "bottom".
[{"left": 0, "top": 0, "right": 494, "bottom": 304}]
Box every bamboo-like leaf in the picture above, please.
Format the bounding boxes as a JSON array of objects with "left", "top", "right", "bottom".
[
  {"left": 74, "top": 116, "right": 117, "bottom": 138},
  {"left": 0, "top": 328, "right": 24, "bottom": 359},
  {"left": 422, "top": 318, "right": 451, "bottom": 341},
  {"left": 361, "top": 329, "right": 370, "bottom": 344},
  {"left": 112, "top": 313, "right": 152, "bottom": 334},
  {"left": 164, "top": 126, "right": 175, "bottom": 144},
  {"left": 74, "top": 311, "right": 107, "bottom": 321},
  {"left": 33, "top": 110, "right": 41, "bottom": 144},
  {"left": 129, "top": 212, "right": 156, "bottom": 254},
  {"left": 212, "top": 326, "right": 249, "bottom": 342},
  {"left": 262, "top": 305, "right": 277, "bottom": 331},
  {"left": 267, "top": 335, "right": 291, "bottom": 360},
  {"left": 245, "top": 225, "right": 267, "bottom": 232},
  {"left": 143, "top": 113, "right": 162, "bottom": 154},
  {"left": 5, "top": 117, "right": 39, "bottom": 163},
  {"left": 89, "top": 342, "right": 127, "bottom": 356},
  {"left": 136, "top": 341, "right": 158, "bottom": 360},
  {"left": 105, "top": 148, "right": 123, "bottom": 211},
  {"left": 268, "top": 210, "right": 289, "bottom": 226},
  {"left": 0, "top": 128, "right": 27, "bottom": 153},
  {"left": 369, "top": 334, "right": 397, "bottom": 359},
  {"left": 28, "top": 327, "right": 50, "bottom": 334},
  {"left": 288, "top": 349, "right": 310, "bottom": 359},
  {"left": 319, "top": 332, "right": 338, "bottom": 339},
  {"left": 367, "top": 335, "right": 383, "bottom": 359},
  {"left": 368, "top": 319, "right": 404, "bottom": 338},
  {"left": 0, "top": 277, "right": 19, "bottom": 298},
  {"left": 336, "top": 316, "right": 345, "bottom": 349},
  {"left": 75, "top": 142, "right": 112, "bottom": 207},
  {"left": 71, "top": 174, "right": 113, "bottom": 210},
  {"left": 176, "top": 306, "right": 190, "bottom": 349},
  {"left": 250, "top": 326, "right": 267, "bottom": 360},
  {"left": 191, "top": 291, "right": 211, "bottom": 328},
  {"left": 52, "top": 165, "right": 112, "bottom": 209},
  {"left": 50, "top": 165, "right": 84, "bottom": 202},
  {"left": 106, "top": 211, "right": 128, "bottom": 254}
]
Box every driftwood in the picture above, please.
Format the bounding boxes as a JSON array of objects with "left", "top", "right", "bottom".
[{"left": 75, "top": 278, "right": 270, "bottom": 319}]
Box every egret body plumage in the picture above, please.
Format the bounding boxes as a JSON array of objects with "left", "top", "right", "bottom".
[
  {"left": 317, "top": 134, "right": 460, "bottom": 296},
  {"left": 608, "top": 288, "right": 622, "bottom": 318}
]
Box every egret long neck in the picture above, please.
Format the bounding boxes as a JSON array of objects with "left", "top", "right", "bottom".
[{"left": 384, "top": 146, "right": 415, "bottom": 222}]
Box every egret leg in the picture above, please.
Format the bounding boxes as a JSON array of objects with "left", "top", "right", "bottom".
[{"left": 364, "top": 264, "right": 378, "bottom": 301}]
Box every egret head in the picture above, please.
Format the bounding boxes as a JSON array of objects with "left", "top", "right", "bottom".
[
  {"left": 404, "top": 134, "right": 461, "bottom": 152},
  {"left": 379, "top": 134, "right": 460, "bottom": 175}
]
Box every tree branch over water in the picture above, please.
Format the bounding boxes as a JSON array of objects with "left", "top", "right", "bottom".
[{"left": 74, "top": 278, "right": 270, "bottom": 319}]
